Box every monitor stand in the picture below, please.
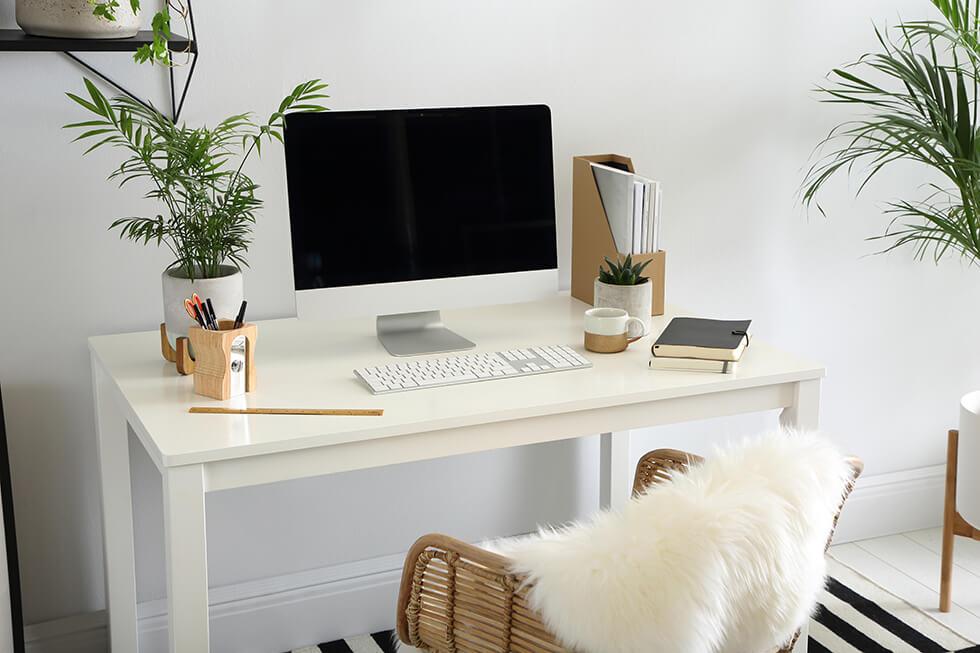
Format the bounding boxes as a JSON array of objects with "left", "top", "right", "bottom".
[{"left": 376, "top": 310, "right": 476, "bottom": 357}]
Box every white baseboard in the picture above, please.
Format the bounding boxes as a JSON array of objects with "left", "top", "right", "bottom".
[
  {"left": 26, "top": 553, "right": 407, "bottom": 653},
  {"left": 833, "top": 464, "right": 946, "bottom": 543},
  {"left": 25, "top": 612, "right": 107, "bottom": 653},
  {"left": 24, "top": 464, "right": 948, "bottom": 653}
]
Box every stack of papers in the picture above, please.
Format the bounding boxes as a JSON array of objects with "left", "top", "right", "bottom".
[{"left": 591, "top": 162, "right": 662, "bottom": 255}]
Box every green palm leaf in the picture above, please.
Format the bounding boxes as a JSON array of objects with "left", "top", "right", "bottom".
[{"left": 803, "top": 2, "right": 980, "bottom": 263}]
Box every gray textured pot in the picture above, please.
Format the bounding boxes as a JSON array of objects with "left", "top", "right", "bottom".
[
  {"left": 16, "top": 0, "right": 139, "bottom": 38},
  {"left": 162, "top": 266, "right": 244, "bottom": 348},
  {"left": 594, "top": 278, "right": 652, "bottom": 336}
]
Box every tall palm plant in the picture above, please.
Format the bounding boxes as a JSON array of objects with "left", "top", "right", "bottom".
[
  {"left": 803, "top": 0, "right": 980, "bottom": 263},
  {"left": 65, "top": 78, "right": 329, "bottom": 280}
]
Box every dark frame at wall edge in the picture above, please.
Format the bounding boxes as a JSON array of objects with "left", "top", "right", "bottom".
[{"left": 0, "top": 389, "right": 25, "bottom": 653}]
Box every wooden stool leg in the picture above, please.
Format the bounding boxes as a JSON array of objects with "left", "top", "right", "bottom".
[{"left": 941, "top": 429, "right": 959, "bottom": 612}]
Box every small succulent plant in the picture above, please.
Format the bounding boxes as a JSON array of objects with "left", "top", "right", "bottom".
[{"left": 598, "top": 255, "right": 651, "bottom": 286}]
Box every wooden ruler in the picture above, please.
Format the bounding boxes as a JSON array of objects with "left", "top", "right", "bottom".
[{"left": 189, "top": 407, "right": 383, "bottom": 416}]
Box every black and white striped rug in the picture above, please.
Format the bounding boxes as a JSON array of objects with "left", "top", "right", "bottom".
[
  {"left": 287, "top": 559, "right": 978, "bottom": 653},
  {"left": 287, "top": 633, "right": 396, "bottom": 653},
  {"left": 809, "top": 558, "right": 976, "bottom": 652}
]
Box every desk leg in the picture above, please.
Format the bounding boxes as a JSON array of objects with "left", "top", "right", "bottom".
[
  {"left": 599, "top": 431, "right": 631, "bottom": 511},
  {"left": 781, "top": 379, "right": 821, "bottom": 653},
  {"left": 163, "top": 464, "right": 210, "bottom": 652},
  {"left": 779, "top": 379, "right": 820, "bottom": 432},
  {"left": 92, "top": 360, "right": 139, "bottom": 652}
]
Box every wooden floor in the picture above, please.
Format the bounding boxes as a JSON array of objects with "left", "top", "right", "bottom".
[{"left": 830, "top": 528, "right": 980, "bottom": 643}]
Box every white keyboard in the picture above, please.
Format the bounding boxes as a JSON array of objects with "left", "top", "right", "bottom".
[{"left": 354, "top": 345, "right": 593, "bottom": 394}]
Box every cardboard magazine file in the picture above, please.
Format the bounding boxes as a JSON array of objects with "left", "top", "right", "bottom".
[{"left": 571, "top": 154, "right": 665, "bottom": 315}]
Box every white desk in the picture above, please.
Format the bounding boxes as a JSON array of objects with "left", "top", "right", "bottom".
[{"left": 89, "top": 295, "right": 823, "bottom": 652}]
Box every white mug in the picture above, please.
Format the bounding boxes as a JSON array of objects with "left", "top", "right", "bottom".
[{"left": 584, "top": 307, "right": 646, "bottom": 353}]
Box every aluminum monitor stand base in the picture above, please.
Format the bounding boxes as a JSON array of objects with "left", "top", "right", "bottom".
[{"left": 377, "top": 310, "right": 476, "bottom": 357}]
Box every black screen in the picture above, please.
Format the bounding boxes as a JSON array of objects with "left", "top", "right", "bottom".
[{"left": 283, "top": 105, "right": 558, "bottom": 290}]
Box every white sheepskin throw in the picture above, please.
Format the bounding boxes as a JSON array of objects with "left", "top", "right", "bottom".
[{"left": 398, "top": 430, "right": 852, "bottom": 653}]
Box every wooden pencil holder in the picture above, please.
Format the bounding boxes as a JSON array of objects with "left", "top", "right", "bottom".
[
  {"left": 571, "top": 154, "right": 666, "bottom": 316},
  {"left": 186, "top": 320, "right": 258, "bottom": 400}
]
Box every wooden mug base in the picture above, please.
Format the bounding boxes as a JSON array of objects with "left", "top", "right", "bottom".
[{"left": 585, "top": 332, "right": 634, "bottom": 353}]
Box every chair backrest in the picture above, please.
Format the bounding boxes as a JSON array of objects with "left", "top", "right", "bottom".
[
  {"left": 621, "top": 446, "right": 860, "bottom": 653},
  {"left": 632, "top": 448, "right": 705, "bottom": 497},
  {"left": 399, "top": 445, "right": 863, "bottom": 653},
  {"left": 634, "top": 448, "right": 864, "bottom": 552},
  {"left": 399, "top": 534, "right": 568, "bottom": 652}
]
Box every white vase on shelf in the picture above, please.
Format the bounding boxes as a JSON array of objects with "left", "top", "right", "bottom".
[
  {"left": 593, "top": 278, "right": 652, "bottom": 336},
  {"left": 16, "top": 0, "right": 140, "bottom": 39}
]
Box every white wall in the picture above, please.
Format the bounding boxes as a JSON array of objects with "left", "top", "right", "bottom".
[{"left": 3, "top": 0, "right": 979, "bottom": 647}]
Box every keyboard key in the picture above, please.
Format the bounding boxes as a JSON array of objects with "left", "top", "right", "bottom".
[{"left": 417, "top": 374, "right": 477, "bottom": 386}]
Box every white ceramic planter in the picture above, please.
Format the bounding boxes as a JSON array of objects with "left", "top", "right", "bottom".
[
  {"left": 957, "top": 391, "right": 980, "bottom": 527},
  {"left": 594, "top": 278, "right": 652, "bottom": 335},
  {"left": 162, "top": 266, "right": 244, "bottom": 348},
  {"left": 16, "top": 0, "right": 140, "bottom": 39}
]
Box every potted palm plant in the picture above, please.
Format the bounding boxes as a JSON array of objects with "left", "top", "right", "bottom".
[
  {"left": 65, "top": 77, "right": 329, "bottom": 346},
  {"left": 594, "top": 255, "right": 653, "bottom": 335},
  {"left": 803, "top": 0, "right": 980, "bottom": 264}
]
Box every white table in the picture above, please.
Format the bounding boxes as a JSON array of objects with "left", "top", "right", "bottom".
[{"left": 89, "top": 295, "right": 823, "bottom": 652}]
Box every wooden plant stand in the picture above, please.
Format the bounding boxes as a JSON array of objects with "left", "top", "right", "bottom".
[
  {"left": 940, "top": 429, "right": 980, "bottom": 612},
  {"left": 160, "top": 323, "right": 196, "bottom": 375}
]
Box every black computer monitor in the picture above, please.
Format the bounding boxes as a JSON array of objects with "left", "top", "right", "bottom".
[{"left": 283, "top": 104, "right": 559, "bottom": 355}]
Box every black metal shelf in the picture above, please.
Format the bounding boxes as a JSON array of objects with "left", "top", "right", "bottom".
[
  {"left": 0, "top": 0, "right": 199, "bottom": 122},
  {"left": 0, "top": 29, "right": 194, "bottom": 53}
]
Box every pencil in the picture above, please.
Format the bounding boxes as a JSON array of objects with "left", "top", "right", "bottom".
[{"left": 189, "top": 407, "right": 383, "bottom": 416}]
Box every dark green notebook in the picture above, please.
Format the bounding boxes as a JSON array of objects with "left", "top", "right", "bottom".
[{"left": 652, "top": 317, "right": 752, "bottom": 362}]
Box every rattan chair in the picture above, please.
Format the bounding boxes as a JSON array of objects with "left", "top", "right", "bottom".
[{"left": 395, "top": 448, "right": 863, "bottom": 653}]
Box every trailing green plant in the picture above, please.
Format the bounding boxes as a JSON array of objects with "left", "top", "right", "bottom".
[
  {"left": 89, "top": 0, "right": 188, "bottom": 65},
  {"left": 598, "top": 255, "right": 651, "bottom": 286},
  {"left": 65, "top": 77, "right": 329, "bottom": 281},
  {"left": 802, "top": 0, "right": 980, "bottom": 264}
]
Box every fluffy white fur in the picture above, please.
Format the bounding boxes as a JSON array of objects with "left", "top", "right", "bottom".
[{"left": 400, "top": 431, "right": 852, "bottom": 653}]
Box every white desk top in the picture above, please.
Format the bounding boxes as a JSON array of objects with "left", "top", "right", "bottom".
[{"left": 88, "top": 295, "right": 823, "bottom": 468}]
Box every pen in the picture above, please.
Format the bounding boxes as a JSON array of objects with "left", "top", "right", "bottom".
[
  {"left": 192, "top": 294, "right": 209, "bottom": 328},
  {"left": 205, "top": 298, "right": 218, "bottom": 330},
  {"left": 184, "top": 299, "right": 206, "bottom": 328},
  {"left": 192, "top": 304, "right": 208, "bottom": 330},
  {"left": 233, "top": 300, "right": 247, "bottom": 329}
]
